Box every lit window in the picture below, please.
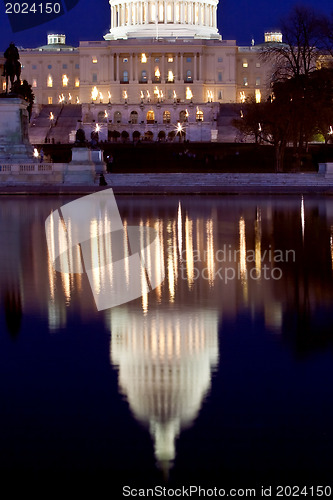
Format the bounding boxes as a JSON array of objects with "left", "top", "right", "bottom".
[
  {"left": 141, "top": 53, "right": 147, "bottom": 63},
  {"left": 48, "top": 97, "right": 53, "bottom": 104},
  {"left": 92, "top": 57, "right": 98, "bottom": 63},
  {"left": 62, "top": 75, "right": 69, "bottom": 87},
  {"left": 218, "top": 72, "right": 222, "bottom": 82},
  {"left": 255, "top": 89, "right": 261, "bottom": 103},
  {"left": 154, "top": 67, "right": 160, "bottom": 79},
  {"left": 75, "top": 78, "right": 80, "bottom": 87},
  {"left": 168, "top": 70, "right": 174, "bottom": 82},
  {"left": 242, "top": 60, "right": 248, "bottom": 68},
  {"left": 123, "top": 58, "right": 128, "bottom": 62},
  {"left": 243, "top": 77, "right": 248, "bottom": 86},
  {"left": 256, "top": 62, "right": 261, "bottom": 68},
  {"left": 32, "top": 79, "right": 37, "bottom": 88},
  {"left": 240, "top": 91, "right": 246, "bottom": 103},
  {"left": 168, "top": 56, "right": 173, "bottom": 63},
  {"left": 186, "top": 87, "right": 193, "bottom": 100},
  {"left": 256, "top": 77, "right": 261, "bottom": 86},
  {"left": 163, "top": 110, "right": 171, "bottom": 123},
  {"left": 196, "top": 109, "right": 204, "bottom": 122},
  {"left": 47, "top": 75, "right": 53, "bottom": 87},
  {"left": 3, "top": 82, "right": 6, "bottom": 91}
]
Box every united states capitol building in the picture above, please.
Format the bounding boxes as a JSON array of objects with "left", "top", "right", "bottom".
[{"left": 5, "top": 0, "right": 281, "bottom": 142}]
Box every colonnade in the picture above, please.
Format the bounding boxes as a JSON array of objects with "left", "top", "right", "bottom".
[{"left": 110, "top": 1, "right": 217, "bottom": 29}]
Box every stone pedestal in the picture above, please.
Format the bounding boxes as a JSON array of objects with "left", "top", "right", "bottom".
[
  {"left": 91, "top": 149, "right": 106, "bottom": 174},
  {"left": 65, "top": 147, "right": 96, "bottom": 184},
  {"left": 0, "top": 96, "right": 34, "bottom": 161}
]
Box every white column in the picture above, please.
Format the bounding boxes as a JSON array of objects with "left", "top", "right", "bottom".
[
  {"left": 199, "top": 53, "right": 202, "bottom": 81},
  {"left": 145, "top": 1, "right": 148, "bottom": 23},
  {"left": 162, "top": 54, "right": 165, "bottom": 81},
  {"left": 116, "top": 54, "right": 120, "bottom": 81},
  {"left": 181, "top": 1, "right": 184, "bottom": 23},
  {"left": 164, "top": 0, "right": 167, "bottom": 23},
  {"left": 110, "top": 54, "right": 114, "bottom": 81},
  {"left": 130, "top": 54, "right": 134, "bottom": 81},
  {"left": 180, "top": 53, "right": 183, "bottom": 81},
  {"left": 176, "top": 54, "right": 180, "bottom": 81},
  {"left": 194, "top": 53, "right": 197, "bottom": 80},
  {"left": 213, "top": 5, "right": 216, "bottom": 28}
]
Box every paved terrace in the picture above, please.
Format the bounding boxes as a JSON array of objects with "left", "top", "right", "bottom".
[{"left": 1, "top": 172, "right": 333, "bottom": 194}]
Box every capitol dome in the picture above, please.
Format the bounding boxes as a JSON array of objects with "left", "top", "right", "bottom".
[{"left": 104, "top": 0, "right": 220, "bottom": 40}]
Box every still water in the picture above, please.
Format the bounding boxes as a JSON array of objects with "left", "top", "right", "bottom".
[{"left": 0, "top": 194, "right": 333, "bottom": 491}]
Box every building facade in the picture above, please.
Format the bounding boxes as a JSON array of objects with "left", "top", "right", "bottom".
[{"left": 14, "top": 1, "right": 279, "bottom": 141}]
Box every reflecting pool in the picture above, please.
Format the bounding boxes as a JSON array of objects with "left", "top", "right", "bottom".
[{"left": 0, "top": 194, "right": 333, "bottom": 492}]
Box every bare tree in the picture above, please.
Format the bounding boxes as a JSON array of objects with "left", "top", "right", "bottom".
[{"left": 262, "top": 6, "right": 325, "bottom": 81}]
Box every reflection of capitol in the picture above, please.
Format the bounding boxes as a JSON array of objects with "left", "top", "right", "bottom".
[{"left": 108, "top": 307, "right": 219, "bottom": 471}]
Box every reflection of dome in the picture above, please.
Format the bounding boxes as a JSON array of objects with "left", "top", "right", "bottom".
[
  {"left": 105, "top": 0, "right": 220, "bottom": 40},
  {"left": 109, "top": 307, "right": 219, "bottom": 472}
]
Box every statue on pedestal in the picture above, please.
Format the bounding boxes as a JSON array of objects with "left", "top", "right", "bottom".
[{"left": 2, "top": 42, "right": 21, "bottom": 92}]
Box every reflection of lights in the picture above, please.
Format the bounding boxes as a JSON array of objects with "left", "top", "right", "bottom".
[
  {"left": 185, "top": 215, "right": 194, "bottom": 287},
  {"left": 91, "top": 86, "right": 99, "bottom": 101},
  {"left": 147, "top": 90, "right": 150, "bottom": 100},
  {"left": 329, "top": 126, "right": 333, "bottom": 135},
  {"left": 177, "top": 202, "right": 182, "bottom": 258},
  {"left": 206, "top": 219, "right": 215, "bottom": 286},
  {"left": 95, "top": 123, "right": 100, "bottom": 132},
  {"left": 185, "top": 109, "right": 189, "bottom": 119},
  {"left": 186, "top": 87, "right": 193, "bottom": 100},
  {"left": 123, "top": 90, "right": 128, "bottom": 100},
  {"left": 99, "top": 92, "right": 103, "bottom": 102},
  {"left": 68, "top": 93, "right": 72, "bottom": 101},
  {"left": 173, "top": 90, "right": 177, "bottom": 100},
  {"left": 176, "top": 123, "right": 183, "bottom": 134},
  {"left": 239, "top": 216, "right": 248, "bottom": 301},
  {"left": 108, "top": 91, "right": 112, "bottom": 102},
  {"left": 140, "top": 91, "right": 144, "bottom": 99},
  {"left": 254, "top": 208, "right": 262, "bottom": 278},
  {"left": 104, "top": 110, "right": 108, "bottom": 118},
  {"left": 301, "top": 196, "right": 305, "bottom": 242},
  {"left": 58, "top": 94, "right": 65, "bottom": 103},
  {"left": 207, "top": 90, "right": 213, "bottom": 102},
  {"left": 33, "top": 148, "right": 39, "bottom": 158},
  {"left": 258, "top": 123, "right": 262, "bottom": 132},
  {"left": 240, "top": 110, "right": 244, "bottom": 118},
  {"left": 76, "top": 97, "right": 80, "bottom": 104},
  {"left": 49, "top": 112, "right": 54, "bottom": 120}
]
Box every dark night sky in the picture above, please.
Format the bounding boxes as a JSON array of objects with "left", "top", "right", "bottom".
[{"left": 0, "top": 0, "right": 332, "bottom": 51}]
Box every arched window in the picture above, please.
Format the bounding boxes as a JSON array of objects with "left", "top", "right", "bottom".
[
  {"left": 114, "top": 111, "right": 122, "bottom": 124},
  {"left": 196, "top": 109, "right": 204, "bottom": 122},
  {"left": 98, "top": 111, "right": 107, "bottom": 123},
  {"left": 130, "top": 110, "right": 138, "bottom": 124},
  {"left": 163, "top": 110, "right": 171, "bottom": 123},
  {"left": 186, "top": 70, "right": 192, "bottom": 82},
  {"left": 179, "top": 110, "right": 187, "bottom": 123},
  {"left": 141, "top": 70, "right": 147, "bottom": 83},
  {"left": 122, "top": 70, "right": 129, "bottom": 83},
  {"left": 147, "top": 110, "right": 155, "bottom": 123}
]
